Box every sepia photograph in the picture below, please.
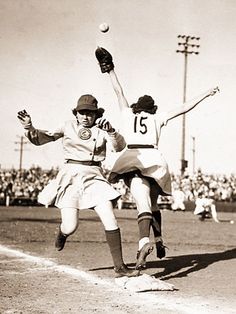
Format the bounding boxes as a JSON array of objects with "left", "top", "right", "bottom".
[{"left": 0, "top": 1, "right": 235, "bottom": 313}]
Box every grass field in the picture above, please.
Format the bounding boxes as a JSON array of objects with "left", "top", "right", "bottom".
[{"left": 0, "top": 206, "right": 235, "bottom": 314}]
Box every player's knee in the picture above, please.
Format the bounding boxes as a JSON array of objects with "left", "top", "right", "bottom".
[
  {"left": 101, "top": 218, "right": 118, "bottom": 231},
  {"left": 133, "top": 195, "right": 152, "bottom": 214},
  {"left": 95, "top": 203, "right": 119, "bottom": 230},
  {"left": 100, "top": 209, "right": 118, "bottom": 230},
  {"left": 61, "top": 221, "right": 78, "bottom": 235},
  {"left": 136, "top": 206, "right": 152, "bottom": 216},
  {"left": 130, "top": 180, "right": 151, "bottom": 207},
  {"left": 137, "top": 212, "right": 153, "bottom": 223}
]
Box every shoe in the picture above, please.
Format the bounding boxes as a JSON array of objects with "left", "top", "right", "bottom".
[
  {"left": 114, "top": 264, "right": 140, "bottom": 278},
  {"left": 135, "top": 243, "right": 154, "bottom": 270},
  {"left": 155, "top": 240, "right": 166, "bottom": 259},
  {"left": 55, "top": 228, "right": 68, "bottom": 251}
]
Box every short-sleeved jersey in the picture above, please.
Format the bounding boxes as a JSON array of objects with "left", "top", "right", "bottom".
[
  {"left": 110, "top": 108, "right": 171, "bottom": 195},
  {"left": 121, "top": 108, "right": 168, "bottom": 146}
]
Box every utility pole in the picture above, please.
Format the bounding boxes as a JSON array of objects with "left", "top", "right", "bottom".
[
  {"left": 176, "top": 35, "right": 200, "bottom": 175},
  {"left": 191, "top": 136, "right": 196, "bottom": 174},
  {"left": 15, "top": 136, "right": 28, "bottom": 171}
]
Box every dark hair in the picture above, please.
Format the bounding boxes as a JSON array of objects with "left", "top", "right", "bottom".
[
  {"left": 131, "top": 104, "right": 157, "bottom": 114},
  {"left": 131, "top": 95, "right": 158, "bottom": 114}
]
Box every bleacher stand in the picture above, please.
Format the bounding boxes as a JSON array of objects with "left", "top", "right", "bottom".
[
  {"left": 0, "top": 167, "right": 236, "bottom": 208},
  {"left": 0, "top": 166, "right": 58, "bottom": 206}
]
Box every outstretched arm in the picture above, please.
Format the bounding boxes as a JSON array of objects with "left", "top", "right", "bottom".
[
  {"left": 165, "top": 87, "right": 219, "bottom": 123},
  {"left": 95, "top": 46, "right": 129, "bottom": 111},
  {"left": 108, "top": 69, "right": 129, "bottom": 111},
  {"left": 17, "top": 110, "right": 63, "bottom": 145}
]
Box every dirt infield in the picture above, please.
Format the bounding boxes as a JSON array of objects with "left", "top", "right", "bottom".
[{"left": 0, "top": 206, "right": 235, "bottom": 314}]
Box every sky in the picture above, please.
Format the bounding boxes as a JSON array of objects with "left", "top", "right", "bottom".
[{"left": 0, "top": 0, "right": 236, "bottom": 175}]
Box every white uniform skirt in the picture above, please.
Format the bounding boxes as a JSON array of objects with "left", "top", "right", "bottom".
[
  {"left": 109, "top": 148, "right": 172, "bottom": 196},
  {"left": 38, "top": 163, "right": 120, "bottom": 209}
]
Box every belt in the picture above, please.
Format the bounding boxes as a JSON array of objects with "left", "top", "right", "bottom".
[
  {"left": 66, "top": 159, "right": 101, "bottom": 166},
  {"left": 127, "top": 144, "right": 155, "bottom": 149}
]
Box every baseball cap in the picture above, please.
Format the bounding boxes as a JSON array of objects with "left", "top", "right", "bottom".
[{"left": 76, "top": 94, "right": 99, "bottom": 111}]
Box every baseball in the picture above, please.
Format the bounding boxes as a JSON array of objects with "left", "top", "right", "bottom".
[
  {"left": 99, "top": 23, "right": 109, "bottom": 33},
  {"left": 230, "top": 220, "right": 234, "bottom": 224}
]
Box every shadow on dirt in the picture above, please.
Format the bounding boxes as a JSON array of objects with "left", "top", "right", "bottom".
[
  {"left": 82, "top": 248, "right": 236, "bottom": 275},
  {"left": 147, "top": 248, "right": 236, "bottom": 280}
]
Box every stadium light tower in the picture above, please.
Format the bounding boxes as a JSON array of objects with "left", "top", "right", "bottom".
[
  {"left": 15, "top": 135, "right": 28, "bottom": 171},
  {"left": 176, "top": 35, "right": 200, "bottom": 175},
  {"left": 191, "top": 136, "right": 196, "bottom": 174}
]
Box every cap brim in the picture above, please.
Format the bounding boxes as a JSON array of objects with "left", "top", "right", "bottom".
[
  {"left": 77, "top": 105, "right": 98, "bottom": 111},
  {"left": 77, "top": 105, "right": 105, "bottom": 113}
]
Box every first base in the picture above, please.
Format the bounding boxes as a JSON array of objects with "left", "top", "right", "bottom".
[{"left": 115, "top": 273, "right": 176, "bottom": 292}]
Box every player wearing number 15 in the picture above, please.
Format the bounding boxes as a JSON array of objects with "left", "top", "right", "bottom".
[{"left": 95, "top": 47, "right": 219, "bottom": 270}]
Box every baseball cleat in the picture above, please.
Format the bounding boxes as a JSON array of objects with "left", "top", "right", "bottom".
[
  {"left": 55, "top": 228, "right": 68, "bottom": 251},
  {"left": 155, "top": 240, "right": 167, "bottom": 259},
  {"left": 135, "top": 242, "right": 154, "bottom": 270},
  {"left": 114, "top": 264, "right": 140, "bottom": 278}
]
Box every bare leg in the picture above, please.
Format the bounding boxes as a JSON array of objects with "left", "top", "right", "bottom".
[
  {"left": 60, "top": 207, "right": 79, "bottom": 235},
  {"left": 55, "top": 207, "right": 78, "bottom": 251}
]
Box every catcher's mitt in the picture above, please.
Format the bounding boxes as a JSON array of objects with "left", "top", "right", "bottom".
[{"left": 95, "top": 47, "right": 114, "bottom": 73}]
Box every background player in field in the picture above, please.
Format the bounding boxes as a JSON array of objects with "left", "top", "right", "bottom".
[
  {"left": 95, "top": 47, "right": 219, "bottom": 270},
  {"left": 17, "top": 94, "right": 139, "bottom": 278},
  {"left": 171, "top": 186, "right": 186, "bottom": 211},
  {"left": 194, "top": 192, "right": 220, "bottom": 222}
]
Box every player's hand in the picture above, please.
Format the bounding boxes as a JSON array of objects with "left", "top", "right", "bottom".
[
  {"left": 96, "top": 118, "right": 115, "bottom": 133},
  {"left": 17, "top": 110, "right": 32, "bottom": 129},
  {"left": 209, "top": 87, "right": 220, "bottom": 96}
]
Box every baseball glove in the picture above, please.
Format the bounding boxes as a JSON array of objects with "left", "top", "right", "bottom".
[
  {"left": 95, "top": 47, "right": 114, "bottom": 73},
  {"left": 17, "top": 110, "right": 32, "bottom": 129}
]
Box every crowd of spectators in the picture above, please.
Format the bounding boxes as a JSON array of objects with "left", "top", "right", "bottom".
[
  {"left": 171, "top": 169, "right": 236, "bottom": 202},
  {"left": 0, "top": 166, "right": 236, "bottom": 206},
  {"left": 0, "top": 166, "right": 58, "bottom": 206}
]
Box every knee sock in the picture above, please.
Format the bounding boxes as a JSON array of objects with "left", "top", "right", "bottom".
[
  {"left": 137, "top": 212, "right": 152, "bottom": 238},
  {"left": 137, "top": 212, "right": 152, "bottom": 249},
  {"left": 105, "top": 228, "right": 124, "bottom": 269},
  {"left": 151, "top": 210, "right": 162, "bottom": 241}
]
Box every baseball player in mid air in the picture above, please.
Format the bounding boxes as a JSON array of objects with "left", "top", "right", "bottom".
[{"left": 95, "top": 47, "right": 219, "bottom": 270}]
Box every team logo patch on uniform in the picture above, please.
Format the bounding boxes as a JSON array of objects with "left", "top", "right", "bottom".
[{"left": 78, "top": 128, "right": 92, "bottom": 140}]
